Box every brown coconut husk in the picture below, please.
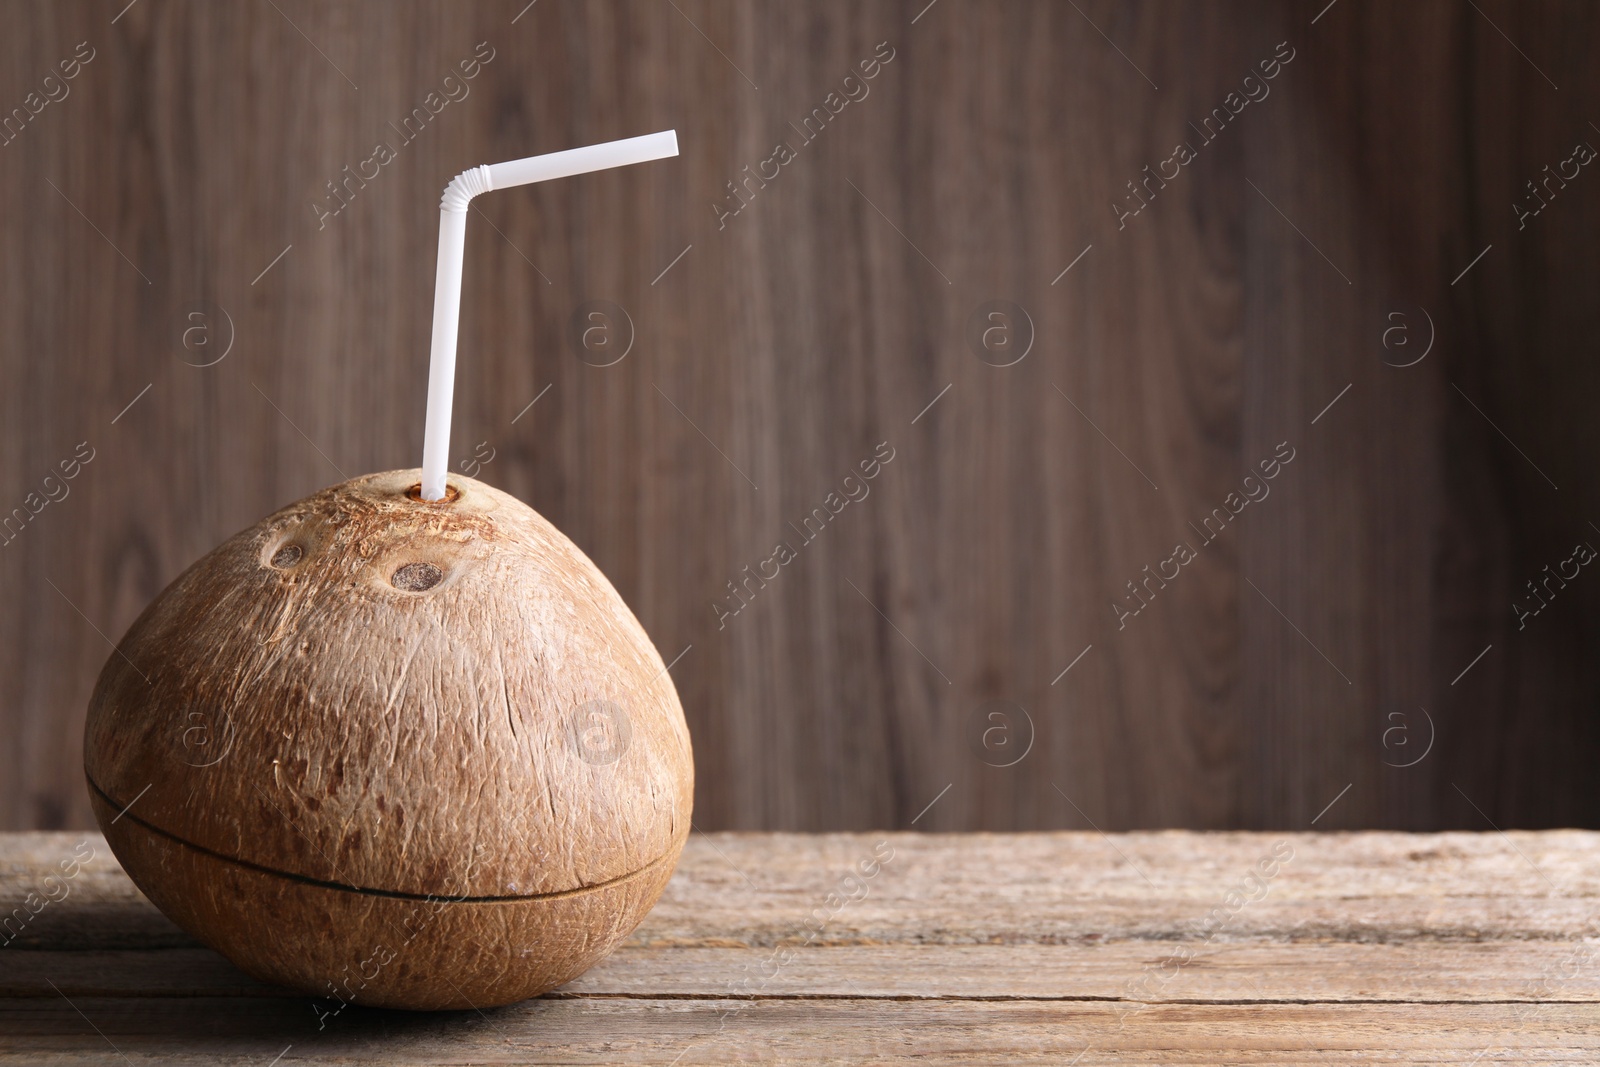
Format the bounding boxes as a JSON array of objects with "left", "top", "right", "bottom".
[{"left": 83, "top": 470, "right": 693, "bottom": 1009}]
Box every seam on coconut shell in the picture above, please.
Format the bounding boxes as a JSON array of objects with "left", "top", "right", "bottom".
[{"left": 88, "top": 775, "right": 683, "bottom": 904}]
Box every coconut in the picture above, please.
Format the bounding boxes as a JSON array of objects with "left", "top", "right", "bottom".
[{"left": 82, "top": 470, "right": 693, "bottom": 1010}]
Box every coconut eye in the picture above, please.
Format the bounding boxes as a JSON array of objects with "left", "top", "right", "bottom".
[
  {"left": 391, "top": 562, "right": 444, "bottom": 592},
  {"left": 269, "top": 544, "right": 305, "bottom": 569}
]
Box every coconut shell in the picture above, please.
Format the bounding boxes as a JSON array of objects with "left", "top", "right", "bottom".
[{"left": 82, "top": 470, "right": 693, "bottom": 1009}]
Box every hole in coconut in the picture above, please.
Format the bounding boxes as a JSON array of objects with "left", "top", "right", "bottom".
[
  {"left": 392, "top": 562, "right": 444, "bottom": 592},
  {"left": 405, "top": 483, "right": 461, "bottom": 504},
  {"left": 270, "top": 544, "right": 304, "bottom": 569}
]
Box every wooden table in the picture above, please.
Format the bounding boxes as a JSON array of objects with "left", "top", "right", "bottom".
[{"left": 2, "top": 830, "right": 1598, "bottom": 1063}]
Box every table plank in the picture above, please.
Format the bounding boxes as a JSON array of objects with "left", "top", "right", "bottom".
[
  {"left": 3, "top": 830, "right": 1598, "bottom": 1063},
  {"left": 6, "top": 941, "right": 1600, "bottom": 1002},
  {"left": 3, "top": 1000, "right": 1599, "bottom": 1065},
  {"left": 12, "top": 830, "right": 1599, "bottom": 948}
]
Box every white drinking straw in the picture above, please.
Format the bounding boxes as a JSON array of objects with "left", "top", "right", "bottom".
[{"left": 419, "top": 130, "right": 680, "bottom": 500}]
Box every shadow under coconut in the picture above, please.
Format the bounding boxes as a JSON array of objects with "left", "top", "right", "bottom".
[{"left": 2, "top": 869, "right": 548, "bottom": 1050}]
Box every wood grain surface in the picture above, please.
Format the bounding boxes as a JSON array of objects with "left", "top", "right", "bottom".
[
  {"left": 3, "top": 830, "right": 1600, "bottom": 1063},
  {"left": 2, "top": 1, "right": 1598, "bottom": 833}
]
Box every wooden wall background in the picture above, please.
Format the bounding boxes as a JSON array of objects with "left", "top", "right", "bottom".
[{"left": 2, "top": 0, "right": 1596, "bottom": 832}]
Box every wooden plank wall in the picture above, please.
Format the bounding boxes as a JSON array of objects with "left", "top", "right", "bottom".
[{"left": 1, "top": 1, "right": 1595, "bottom": 832}]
